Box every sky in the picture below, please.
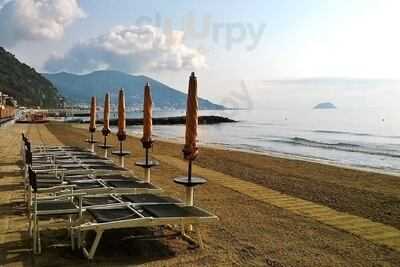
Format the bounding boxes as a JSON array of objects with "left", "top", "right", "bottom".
[{"left": 1, "top": 0, "right": 400, "bottom": 106}]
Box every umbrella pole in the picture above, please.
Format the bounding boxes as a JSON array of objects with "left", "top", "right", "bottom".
[
  {"left": 186, "top": 160, "right": 194, "bottom": 205},
  {"left": 186, "top": 160, "right": 194, "bottom": 232},
  {"left": 104, "top": 136, "right": 108, "bottom": 158},
  {"left": 188, "top": 160, "right": 192, "bottom": 183},
  {"left": 119, "top": 141, "right": 124, "bottom": 168},
  {"left": 90, "top": 133, "right": 95, "bottom": 153},
  {"left": 145, "top": 148, "right": 150, "bottom": 183}
]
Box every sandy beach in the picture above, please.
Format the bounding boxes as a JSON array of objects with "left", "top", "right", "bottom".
[{"left": 1, "top": 122, "right": 400, "bottom": 266}]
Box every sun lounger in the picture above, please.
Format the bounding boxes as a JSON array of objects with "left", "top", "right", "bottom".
[
  {"left": 28, "top": 169, "right": 161, "bottom": 199},
  {"left": 74, "top": 202, "right": 218, "bottom": 259},
  {"left": 27, "top": 167, "right": 86, "bottom": 254}
]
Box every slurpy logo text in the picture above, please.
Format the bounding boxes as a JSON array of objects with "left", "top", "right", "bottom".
[{"left": 136, "top": 12, "right": 267, "bottom": 51}]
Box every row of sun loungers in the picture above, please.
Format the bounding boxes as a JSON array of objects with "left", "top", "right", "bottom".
[{"left": 21, "top": 134, "right": 218, "bottom": 259}]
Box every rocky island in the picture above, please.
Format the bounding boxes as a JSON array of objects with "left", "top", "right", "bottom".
[{"left": 313, "top": 102, "right": 337, "bottom": 109}]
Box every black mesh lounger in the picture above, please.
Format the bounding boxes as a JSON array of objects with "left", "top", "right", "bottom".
[
  {"left": 121, "top": 194, "right": 181, "bottom": 205},
  {"left": 68, "top": 180, "right": 105, "bottom": 190},
  {"left": 75, "top": 203, "right": 218, "bottom": 259},
  {"left": 37, "top": 200, "right": 79, "bottom": 215},
  {"left": 35, "top": 173, "right": 62, "bottom": 182},
  {"left": 80, "top": 195, "right": 121, "bottom": 207},
  {"left": 138, "top": 204, "right": 212, "bottom": 218},
  {"left": 103, "top": 179, "right": 156, "bottom": 189},
  {"left": 87, "top": 206, "right": 141, "bottom": 223},
  {"left": 95, "top": 174, "right": 138, "bottom": 181},
  {"left": 74, "top": 155, "right": 106, "bottom": 160},
  {"left": 36, "top": 181, "right": 64, "bottom": 188},
  {"left": 59, "top": 164, "right": 88, "bottom": 170},
  {"left": 80, "top": 194, "right": 179, "bottom": 208},
  {"left": 88, "top": 165, "right": 126, "bottom": 171},
  {"left": 63, "top": 175, "right": 94, "bottom": 182},
  {"left": 28, "top": 166, "right": 85, "bottom": 255}
]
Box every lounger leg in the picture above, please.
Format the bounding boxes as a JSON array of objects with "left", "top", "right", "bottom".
[
  {"left": 80, "top": 230, "right": 87, "bottom": 249},
  {"left": 32, "top": 219, "right": 37, "bottom": 254},
  {"left": 83, "top": 230, "right": 103, "bottom": 260},
  {"left": 77, "top": 229, "right": 81, "bottom": 249},
  {"left": 37, "top": 221, "right": 42, "bottom": 254},
  {"left": 28, "top": 213, "right": 33, "bottom": 237},
  {"left": 33, "top": 217, "right": 41, "bottom": 254},
  {"left": 69, "top": 215, "right": 75, "bottom": 250}
]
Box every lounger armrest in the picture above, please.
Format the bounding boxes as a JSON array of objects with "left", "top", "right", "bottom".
[
  {"left": 37, "top": 192, "right": 87, "bottom": 201},
  {"left": 33, "top": 168, "right": 58, "bottom": 174},
  {"left": 37, "top": 184, "right": 76, "bottom": 193}
]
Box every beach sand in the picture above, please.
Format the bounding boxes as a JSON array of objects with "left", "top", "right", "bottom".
[{"left": 1, "top": 122, "right": 400, "bottom": 266}]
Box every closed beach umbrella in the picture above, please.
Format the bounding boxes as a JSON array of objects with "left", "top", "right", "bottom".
[
  {"left": 141, "top": 83, "right": 153, "bottom": 148},
  {"left": 89, "top": 96, "right": 96, "bottom": 132},
  {"left": 117, "top": 89, "right": 127, "bottom": 141},
  {"left": 102, "top": 93, "right": 111, "bottom": 136},
  {"left": 183, "top": 72, "right": 199, "bottom": 160}
]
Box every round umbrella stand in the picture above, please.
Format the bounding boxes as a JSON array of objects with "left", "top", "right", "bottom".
[
  {"left": 135, "top": 156, "right": 159, "bottom": 183},
  {"left": 98, "top": 142, "right": 112, "bottom": 158},
  {"left": 111, "top": 144, "right": 131, "bottom": 168},
  {"left": 173, "top": 175, "right": 207, "bottom": 207},
  {"left": 85, "top": 134, "right": 97, "bottom": 153}
]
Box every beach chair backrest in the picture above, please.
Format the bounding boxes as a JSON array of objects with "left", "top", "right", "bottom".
[
  {"left": 25, "top": 141, "right": 31, "bottom": 153},
  {"left": 28, "top": 167, "right": 38, "bottom": 193},
  {"left": 22, "top": 133, "right": 28, "bottom": 143},
  {"left": 25, "top": 148, "right": 32, "bottom": 165}
]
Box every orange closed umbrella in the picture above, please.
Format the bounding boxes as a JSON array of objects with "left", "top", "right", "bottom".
[
  {"left": 141, "top": 83, "right": 153, "bottom": 148},
  {"left": 89, "top": 96, "right": 97, "bottom": 133},
  {"left": 102, "top": 93, "right": 111, "bottom": 136},
  {"left": 183, "top": 72, "right": 199, "bottom": 161},
  {"left": 117, "top": 89, "right": 127, "bottom": 141},
  {"left": 173, "top": 72, "right": 206, "bottom": 213},
  {"left": 112, "top": 88, "right": 131, "bottom": 167}
]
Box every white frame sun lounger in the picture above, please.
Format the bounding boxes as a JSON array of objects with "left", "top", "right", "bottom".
[
  {"left": 73, "top": 203, "right": 218, "bottom": 259},
  {"left": 27, "top": 167, "right": 86, "bottom": 254}
]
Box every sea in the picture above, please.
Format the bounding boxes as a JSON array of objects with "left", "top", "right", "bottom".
[{"left": 110, "top": 107, "right": 400, "bottom": 175}]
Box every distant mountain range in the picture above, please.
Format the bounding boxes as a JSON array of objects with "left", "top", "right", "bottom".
[
  {"left": 43, "top": 70, "right": 225, "bottom": 110},
  {"left": 0, "top": 47, "right": 60, "bottom": 107}
]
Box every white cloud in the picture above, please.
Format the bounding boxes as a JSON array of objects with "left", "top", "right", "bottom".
[
  {"left": 0, "top": 0, "right": 84, "bottom": 47},
  {"left": 0, "top": 0, "right": 11, "bottom": 8},
  {"left": 44, "top": 25, "right": 207, "bottom": 73}
]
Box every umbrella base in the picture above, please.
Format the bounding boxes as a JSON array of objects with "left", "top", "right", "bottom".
[
  {"left": 97, "top": 144, "right": 113, "bottom": 149},
  {"left": 173, "top": 176, "right": 207, "bottom": 187},
  {"left": 135, "top": 159, "right": 159, "bottom": 168},
  {"left": 111, "top": 151, "right": 131, "bottom": 156}
]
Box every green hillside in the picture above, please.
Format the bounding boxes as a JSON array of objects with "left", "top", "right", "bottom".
[{"left": 0, "top": 47, "right": 60, "bottom": 107}]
